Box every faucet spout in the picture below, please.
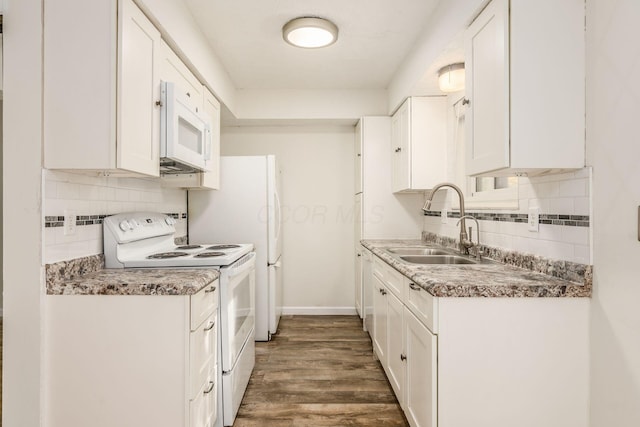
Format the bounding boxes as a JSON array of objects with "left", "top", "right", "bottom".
[{"left": 423, "top": 182, "right": 471, "bottom": 254}]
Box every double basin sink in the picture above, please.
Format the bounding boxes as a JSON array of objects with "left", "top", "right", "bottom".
[{"left": 385, "top": 247, "right": 495, "bottom": 265}]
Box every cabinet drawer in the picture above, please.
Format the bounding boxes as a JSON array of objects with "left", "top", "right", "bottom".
[
  {"left": 405, "top": 278, "right": 438, "bottom": 333},
  {"left": 190, "top": 311, "right": 217, "bottom": 399},
  {"left": 189, "top": 372, "right": 217, "bottom": 427},
  {"left": 373, "top": 256, "right": 404, "bottom": 301},
  {"left": 191, "top": 280, "right": 218, "bottom": 331}
]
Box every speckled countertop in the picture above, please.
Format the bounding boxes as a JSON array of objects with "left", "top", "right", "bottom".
[
  {"left": 362, "top": 239, "right": 591, "bottom": 298},
  {"left": 46, "top": 255, "right": 220, "bottom": 296}
]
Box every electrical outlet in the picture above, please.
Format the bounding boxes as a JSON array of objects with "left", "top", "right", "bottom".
[
  {"left": 441, "top": 208, "right": 448, "bottom": 224},
  {"left": 64, "top": 210, "right": 76, "bottom": 236},
  {"left": 528, "top": 207, "right": 540, "bottom": 232}
]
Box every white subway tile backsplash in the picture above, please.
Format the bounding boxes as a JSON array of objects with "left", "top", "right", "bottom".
[
  {"left": 547, "top": 197, "right": 575, "bottom": 214},
  {"left": 559, "top": 178, "right": 588, "bottom": 198},
  {"left": 423, "top": 168, "right": 593, "bottom": 264},
  {"left": 43, "top": 170, "right": 188, "bottom": 263}
]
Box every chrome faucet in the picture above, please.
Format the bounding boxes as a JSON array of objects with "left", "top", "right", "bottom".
[
  {"left": 422, "top": 182, "right": 473, "bottom": 254},
  {"left": 457, "top": 215, "right": 483, "bottom": 260}
]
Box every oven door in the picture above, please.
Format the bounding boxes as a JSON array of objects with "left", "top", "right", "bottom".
[
  {"left": 160, "top": 81, "right": 212, "bottom": 172},
  {"left": 219, "top": 252, "right": 256, "bottom": 372}
]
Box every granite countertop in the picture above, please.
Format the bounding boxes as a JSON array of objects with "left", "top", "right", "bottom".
[
  {"left": 361, "top": 239, "right": 591, "bottom": 298},
  {"left": 46, "top": 255, "right": 220, "bottom": 295}
]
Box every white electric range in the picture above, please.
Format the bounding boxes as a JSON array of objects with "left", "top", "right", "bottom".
[{"left": 103, "top": 212, "right": 255, "bottom": 427}]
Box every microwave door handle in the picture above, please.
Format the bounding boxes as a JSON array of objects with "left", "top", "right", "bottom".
[{"left": 204, "top": 125, "right": 212, "bottom": 161}]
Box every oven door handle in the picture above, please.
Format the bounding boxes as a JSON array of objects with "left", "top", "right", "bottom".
[{"left": 225, "top": 252, "right": 256, "bottom": 279}]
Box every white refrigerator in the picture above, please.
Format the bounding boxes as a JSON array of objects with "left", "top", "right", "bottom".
[{"left": 188, "top": 155, "right": 283, "bottom": 341}]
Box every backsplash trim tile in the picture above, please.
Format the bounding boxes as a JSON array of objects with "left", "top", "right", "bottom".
[
  {"left": 44, "top": 212, "right": 186, "bottom": 228},
  {"left": 423, "top": 210, "right": 590, "bottom": 227}
]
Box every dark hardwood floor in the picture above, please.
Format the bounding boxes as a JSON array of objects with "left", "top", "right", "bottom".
[{"left": 234, "top": 315, "right": 408, "bottom": 427}]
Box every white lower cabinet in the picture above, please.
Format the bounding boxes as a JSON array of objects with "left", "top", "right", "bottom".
[
  {"left": 404, "top": 308, "right": 437, "bottom": 427},
  {"left": 370, "top": 254, "right": 590, "bottom": 427},
  {"left": 385, "top": 290, "right": 405, "bottom": 407},
  {"left": 372, "top": 274, "right": 388, "bottom": 367},
  {"left": 45, "top": 281, "right": 220, "bottom": 427}
]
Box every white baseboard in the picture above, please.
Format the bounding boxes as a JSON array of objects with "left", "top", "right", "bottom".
[{"left": 282, "top": 306, "right": 357, "bottom": 316}]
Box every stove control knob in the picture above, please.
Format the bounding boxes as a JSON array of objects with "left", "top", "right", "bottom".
[{"left": 119, "top": 220, "right": 131, "bottom": 231}]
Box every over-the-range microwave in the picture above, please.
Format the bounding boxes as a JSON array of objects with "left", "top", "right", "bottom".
[{"left": 159, "top": 81, "right": 212, "bottom": 174}]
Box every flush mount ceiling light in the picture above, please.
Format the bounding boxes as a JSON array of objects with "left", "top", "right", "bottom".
[
  {"left": 438, "top": 63, "right": 465, "bottom": 93},
  {"left": 282, "top": 17, "right": 338, "bottom": 49}
]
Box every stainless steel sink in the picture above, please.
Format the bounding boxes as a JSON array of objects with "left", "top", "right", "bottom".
[
  {"left": 399, "top": 255, "right": 477, "bottom": 265},
  {"left": 386, "top": 247, "right": 451, "bottom": 256}
]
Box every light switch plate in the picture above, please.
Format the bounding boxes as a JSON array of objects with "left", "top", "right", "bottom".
[
  {"left": 64, "top": 210, "right": 76, "bottom": 236},
  {"left": 441, "top": 208, "right": 448, "bottom": 224},
  {"left": 528, "top": 207, "right": 540, "bottom": 232}
]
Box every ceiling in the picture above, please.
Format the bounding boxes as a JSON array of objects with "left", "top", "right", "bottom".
[{"left": 183, "top": 0, "right": 443, "bottom": 91}]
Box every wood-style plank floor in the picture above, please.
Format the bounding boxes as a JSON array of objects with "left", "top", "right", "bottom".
[{"left": 234, "top": 315, "right": 409, "bottom": 427}]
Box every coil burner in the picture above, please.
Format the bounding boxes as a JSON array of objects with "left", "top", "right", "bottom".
[
  {"left": 206, "top": 244, "right": 241, "bottom": 250},
  {"left": 146, "top": 252, "right": 190, "bottom": 259}
]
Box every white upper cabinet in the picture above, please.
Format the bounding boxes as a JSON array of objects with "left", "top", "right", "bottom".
[
  {"left": 391, "top": 97, "right": 447, "bottom": 193},
  {"left": 159, "top": 40, "right": 204, "bottom": 114},
  {"left": 44, "top": 0, "right": 160, "bottom": 177},
  {"left": 465, "top": 0, "right": 585, "bottom": 177},
  {"left": 355, "top": 120, "right": 363, "bottom": 195}
]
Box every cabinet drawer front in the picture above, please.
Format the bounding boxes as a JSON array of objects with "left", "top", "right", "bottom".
[
  {"left": 191, "top": 280, "right": 219, "bottom": 331},
  {"left": 189, "top": 373, "right": 217, "bottom": 427},
  {"left": 383, "top": 263, "right": 404, "bottom": 301},
  {"left": 373, "top": 256, "right": 386, "bottom": 281},
  {"left": 405, "top": 278, "right": 438, "bottom": 333},
  {"left": 373, "top": 257, "right": 404, "bottom": 300},
  {"left": 190, "top": 311, "right": 217, "bottom": 399}
]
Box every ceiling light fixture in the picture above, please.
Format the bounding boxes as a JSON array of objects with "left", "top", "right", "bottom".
[
  {"left": 282, "top": 17, "right": 338, "bottom": 49},
  {"left": 438, "top": 63, "right": 465, "bottom": 93}
]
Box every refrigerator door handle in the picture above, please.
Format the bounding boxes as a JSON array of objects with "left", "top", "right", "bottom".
[{"left": 274, "top": 188, "right": 282, "bottom": 244}]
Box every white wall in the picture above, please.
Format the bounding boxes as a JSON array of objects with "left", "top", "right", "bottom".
[
  {"left": 587, "top": 0, "right": 640, "bottom": 425},
  {"left": 221, "top": 125, "right": 356, "bottom": 313},
  {"left": 2, "top": 0, "right": 44, "bottom": 425},
  {"left": 43, "top": 171, "right": 187, "bottom": 264}
]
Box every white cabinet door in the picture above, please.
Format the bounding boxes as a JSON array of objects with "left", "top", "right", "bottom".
[
  {"left": 391, "top": 97, "right": 447, "bottom": 192},
  {"left": 391, "top": 100, "right": 410, "bottom": 192},
  {"left": 159, "top": 39, "right": 204, "bottom": 113},
  {"left": 117, "top": 0, "right": 161, "bottom": 177},
  {"left": 355, "top": 248, "right": 363, "bottom": 319},
  {"left": 355, "top": 120, "right": 363, "bottom": 194},
  {"left": 386, "top": 290, "right": 405, "bottom": 408},
  {"left": 405, "top": 308, "right": 437, "bottom": 427},
  {"left": 464, "top": 0, "right": 509, "bottom": 176},
  {"left": 372, "top": 275, "right": 388, "bottom": 366},
  {"left": 465, "top": 0, "right": 585, "bottom": 177}
]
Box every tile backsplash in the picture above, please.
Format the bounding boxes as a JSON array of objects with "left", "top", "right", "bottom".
[
  {"left": 423, "top": 168, "right": 592, "bottom": 264},
  {"left": 43, "top": 170, "right": 187, "bottom": 264}
]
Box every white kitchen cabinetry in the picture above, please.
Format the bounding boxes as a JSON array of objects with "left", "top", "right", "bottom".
[
  {"left": 369, "top": 254, "right": 589, "bottom": 427},
  {"left": 386, "top": 289, "right": 405, "bottom": 407},
  {"left": 391, "top": 97, "right": 447, "bottom": 193},
  {"left": 354, "top": 118, "right": 424, "bottom": 329},
  {"left": 159, "top": 39, "right": 205, "bottom": 113},
  {"left": 372, "top": 274, "right": 389, "bottom": 368},
  {"left": 44, "top": 0, "right": 160, "bottom": 177},
  {"left": 45, "top": 282, "right": 220, "bottom": 427},
  {"left": 464, "top": 0, "right": 585, "bottom": 177},
  {"left": 404, "top": 307, "right": 437, "bottom": 427}
]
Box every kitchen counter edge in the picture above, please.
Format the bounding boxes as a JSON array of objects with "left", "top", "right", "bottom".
[
  {"left": 361, "top": 239, "right": 591, "bottom": 298},
  {"left": 46, "top": 255, "right": 220, "bottom": 296}
]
